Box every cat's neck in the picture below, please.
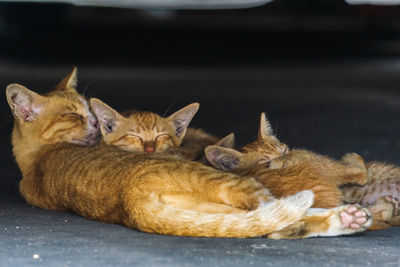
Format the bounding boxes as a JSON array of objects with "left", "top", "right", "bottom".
[{"left": 12, "top": 125, "right": 46, "bottom": 174}]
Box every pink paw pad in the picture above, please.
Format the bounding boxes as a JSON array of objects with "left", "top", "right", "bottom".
[{"left": 340, "top": 206, "right": 369, "bottom": 229}]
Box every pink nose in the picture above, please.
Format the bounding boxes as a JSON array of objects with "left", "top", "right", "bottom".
[{"left": 144, "top": 146, "right": 155, "bottom": 153}]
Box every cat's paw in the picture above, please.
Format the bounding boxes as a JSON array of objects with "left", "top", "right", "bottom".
[
  {"left": 368, "top": 195, "right": 399, "bottom": 222},
  {"left": 339, "top": 205, "right": 371, "bottom": 230},
  {"left": 269, "top": 159, "right": 289, "bottom": 169},
  {"left": 385, "top": 196, "right": 400, "bottom": 216}
]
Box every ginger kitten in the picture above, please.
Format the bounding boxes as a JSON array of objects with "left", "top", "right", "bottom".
[
  {"left": 90, "top": 98, "right": 217, "bottom": 160},
  {"left": 205, "top": 113, "right": 399, "bottom": 230},
  {"left": 249, "top": 113, "right": 400, "bottom": 229}
]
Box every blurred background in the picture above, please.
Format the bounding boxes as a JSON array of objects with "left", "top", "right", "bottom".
[{"left": 2, "top": 0, "right": 400, "bottom": 65}]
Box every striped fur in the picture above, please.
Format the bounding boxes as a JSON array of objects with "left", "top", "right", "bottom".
[
  {"left": 90, "top": 98, "right": 204, "bottom": 157},
  {"left": 7, "top": 70, "right": 372, "bottom": 238},
  {"left": 91, "top": 100, "right": 373, "bottom": 238},
  {"left": 220, "top": 113, "right": 400, "bottom": 230}
]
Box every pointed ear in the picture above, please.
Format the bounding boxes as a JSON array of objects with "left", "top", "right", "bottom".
[
  {"left": 257, "top": 112, "right": 274, "bottom": 141},
  {"left": 215, "top": 133, "right": 235, "bottom": 148},
  {"left": 90, "top": 98, "right": 124, "bottom": 135},
  {"left": 6, "top": 83, "right": 47, "bottom": 122},
  {"left": 168, "top": 103, "right": 199, "bottom": 140},
  {"left": 54, "top": 66, "right": 78, "bottom": 91},
  {"left": 205, "top": 145, "right": 243, "bottom": 171}
]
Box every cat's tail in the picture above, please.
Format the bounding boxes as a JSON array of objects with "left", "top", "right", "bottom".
[{"left": 127, "top": 190, "right": 314, "bottom": 238}]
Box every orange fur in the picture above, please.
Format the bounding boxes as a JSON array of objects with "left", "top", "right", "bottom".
[
  {"left": 90, "top": 98, "right": 203, "bottom": 155},
  {"left": 91, "top": 99, "right": 372, "bottom": 238},
  {"left": 96, "top": 101, "right": 217, "bottom": 161},
  {"left": 6, "top": 69, "right": 372, "bottom": 238},
  {"left": 342, "top": 162, "right": 400, "bottom": 230},
  {"left": 208, "top": 113, "right": 398, "bottom": 230}
]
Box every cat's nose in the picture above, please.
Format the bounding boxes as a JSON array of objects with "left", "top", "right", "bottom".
[
  {"left": 144, "top": 143, "right": 155, "bottom": 153},
  {"left": 144, "top": 146, "right": 155, "bottom": 153}
]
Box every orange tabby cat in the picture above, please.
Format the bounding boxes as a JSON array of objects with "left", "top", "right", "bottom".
[
  {"left": 7, "top": 68, "right": 373, "bottom": 239},
  {"left": 205, "top": 113, "right": 399, "bottom": 230},
  {"left": 90, "top": 98, "right": 217, "bottom": 160},
  {"left": 250, "top": 113, "right": 400, "bottom": 230}
]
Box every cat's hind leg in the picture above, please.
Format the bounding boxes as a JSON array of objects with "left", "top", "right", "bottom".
[
  {"left": 267, "top": 205, "right": 372, "bottom": 239},
  {"left": 369, "top": 196, "right": 399, "bottom": 221},
  {"left": 338, "top": 153, "right": 369, "bottom": 186},
  {"left": 198, "top": 175, "right": 275, "bottom": 210},
  {"left": 159, "top": 193, "right": 246, "bottom": 213},
  {"left": 367, "top": 196, "right": 400, "bottom": 230}
]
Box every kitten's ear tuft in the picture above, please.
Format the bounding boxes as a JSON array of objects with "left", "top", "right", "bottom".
[
  {"left": 54, "top": 66, "right": 78, "bottom": 91},
  {"left": 215, "top": 133, "right": 235, "bottom": 148},
  {"left": 205, "top": 145, "right": 242, "bottom": 171},
  {"left": 168, "top": 102, "right": 199, "bottom": 139},
  {"left": 257, "top": 112, "right": 274, "bottom": 141},
  {"left": 6, "top": 83, "right": 47, "bottom": 122},
  {"left": 90, "top": 98, "right": 123, "bottom": 135}
]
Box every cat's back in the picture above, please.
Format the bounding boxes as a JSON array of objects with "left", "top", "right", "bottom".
[
  {"left": 39, "top": 142, "right": 183, "bottom": 174},
  {"left": 183, "top": 128, "right": 218, "bottom": 144}
]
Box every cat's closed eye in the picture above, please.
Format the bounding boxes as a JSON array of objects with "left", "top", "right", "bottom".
[
  {"left": 128, "top": 134, "right": 143, "bottom": 143},
  {"left": 62, "top": 113, "right": 84, "bottom": 121},
  {"left": 258, "top": 159, "right": 271, "bottom": 168},
  {"left": 155, "top": 134, "right": 170, "bottom": 141}
]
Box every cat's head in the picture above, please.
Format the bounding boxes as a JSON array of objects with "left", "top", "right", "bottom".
[
  {"left": 242, "top": 112, "right": 288, "bottom": 160},
  {"left": 90, "top": 98, "right": 199, "bottom": 153},
  {"left": 6, "top": 67, "right": 100, "bottom": 148},
  {"left": 205, "top": 133, "right": 257, "bottom": 172},
  {"left": 205, "top": 113, "right": 288, "bottom": 172}
]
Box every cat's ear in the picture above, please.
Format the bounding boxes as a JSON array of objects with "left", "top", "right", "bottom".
[
  {"left": 90, "top": 98, "right": 124, "bottom": 135},
  {"left": 168, "top": 103, "right": 199, "bottom": 140},
  {"left": 6, "top": 84, "right": 47, "bottom": 122},
  {"left": 257, "top": 112, "right": 274, "bottom": 141},
  {"left": 215, "top": 133, "right": 235, "bottom": 148},
  {"left": 205, "top": 145, "right": 243, "bottom": 171},
  {"left": 54, "top": 67, "right": 78, "bottom": 92}
]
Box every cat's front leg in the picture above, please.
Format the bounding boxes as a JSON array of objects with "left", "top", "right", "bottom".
[{"left": 268, "top": 158, "right": 287, "bottom": 169}]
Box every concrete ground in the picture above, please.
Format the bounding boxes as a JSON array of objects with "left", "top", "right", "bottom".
[{"left": 1, "top": 61, "right": 400, "bottom": 266}]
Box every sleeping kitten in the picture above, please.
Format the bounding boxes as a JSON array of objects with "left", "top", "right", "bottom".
[
  {"left": 247, "top": 113, "right": 400, "bottom": 230},
  {"left": 205, "top": 113, "right": 399, "bottom": 230},
  {"left": 90, "top": 98, "right": 217, "bottom": 160}
]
